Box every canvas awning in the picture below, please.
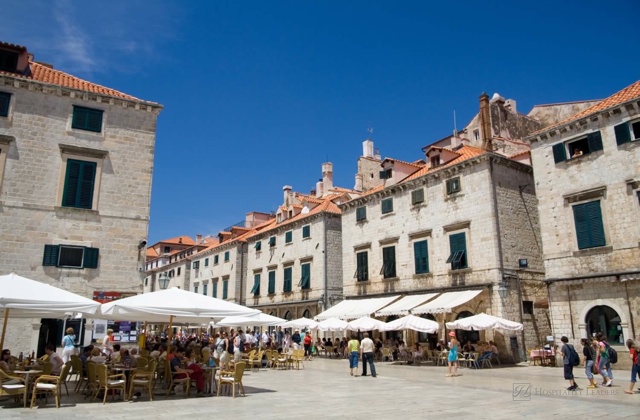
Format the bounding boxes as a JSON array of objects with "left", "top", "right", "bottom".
[
  {"left": 217, "top": 312, "right": 285, "bottom": 327},
  {"left": 316, "top": 295, "right": 400, "bottom": 320},
  {"left": 445, "top": 313, "right": 523, "bottom": 331},
  {"left": 346, "top": 316, "right": 387, "bottom": 331},
  {"left": 316, "top": 317, "right": 348, "bottom": 332},
  {"left": 381, "top": 314, "right": 439, "bottom": 333},
  {"left": 375, "top": 293, "right": 439, "bottom": 317},
  {"left": 411, "top": 290, "right": 482, "bottom": 314}
]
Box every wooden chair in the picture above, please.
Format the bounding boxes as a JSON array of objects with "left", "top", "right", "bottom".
[
  {"left": 93, "top": 364, "right": 127, "bottom": 404},
  {"left": 217, "top": 362, "right": 245, "bottom": 398},
  {"left": 381, "top": 348, "right": 391, "bottom": 362},
  {"left": 0, "top": 369, "right": 27, "bottom": 407},
  {"left": 292, "top": 349, "right": 305, "bottom": 369},
  {"left": 68, "top": 355, "right": 82, "bottom": 385},
  {"left": 165, "top": 359, "right": 190, "bottom": 398},
  {"left": 140, "top": 350, "right": 150, "bottom": 359},
  {"left": 251, "top": 350, "right": 264, "bottom": 371},
  {"left": 42, "top": 361, "right": 52, "bottom": 375},
  {"left": 466, "top": 352, "right": 479, "bottom": 368},
  {"left": 324, "top": 345, "right": 334, "bottom": 358},
  {"left": 136, "top": 357, "right": 149, "bottom": 370},
  {"left": 30, "top": 362, "right": 72, "bottom": 408},
  {"left": 438, "top": 351, "right": 449, "bottom": 366},
  {"left": 129, "top": 359, "right": 157, "bottom": 401},
  {"left": 82, "top": 361, "right": 98, "bottom": 398}
]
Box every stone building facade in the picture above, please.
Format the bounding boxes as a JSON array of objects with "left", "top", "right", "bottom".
[
  {"left": 0, "top": 42, "right": 162, "bottom": 353},
  {"left": 525, "top": 80, "right": 640, "bottom": 369},
  {"left": 339, "top": 137, "right": 548, "bottom": 359},
  {"left": 243, "top": 163, "right": 355, "bottom": 321}
]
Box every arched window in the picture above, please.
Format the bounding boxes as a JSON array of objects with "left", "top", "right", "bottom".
[
  {"left": 454, "top": 311, "right": 479, "bottom": 344},
  {"left": 302, "top": 309, "right": 311, "bottom": 319},
  {"left": 586, "top": 305, "right": 623, "bottom": 344},
  {"left": 418, "top": 314, "right": 438, "bottom": 348},
  {"left": 284, "top": 311, "right": 292, "bottom": 321}
]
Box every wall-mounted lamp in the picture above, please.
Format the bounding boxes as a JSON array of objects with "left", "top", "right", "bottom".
[{"left": 158, "top": 273, "right": 170, "bottom": 290}]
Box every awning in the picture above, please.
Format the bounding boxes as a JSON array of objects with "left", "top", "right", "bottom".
[
  {"left": 315, "top": 295, "right": 400, "bottom": 321},
  {"left": 375, "top": 293, "right": 439, "bottom": 317},
  {"left": 411, "top": 290, "right": 482, "bottom": 314}
]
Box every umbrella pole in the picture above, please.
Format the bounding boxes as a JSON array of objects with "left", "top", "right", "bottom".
[
  {"left": 0, "top": 308, "right": 9, "bottom": 350},
  {"left": 168, "top": 315, "right": 174, "bottom": 343}
]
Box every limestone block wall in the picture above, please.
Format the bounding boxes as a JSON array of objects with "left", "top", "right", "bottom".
[{"left": 0, "top": 81, "right": 160, "bottom": 351}]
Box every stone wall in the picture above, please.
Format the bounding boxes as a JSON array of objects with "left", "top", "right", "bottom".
[{"left": 0, "top": 80, "right": 160, "bottom": 351}]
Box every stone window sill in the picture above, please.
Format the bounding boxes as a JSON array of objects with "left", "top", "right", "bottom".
[{"left": 573, "top": 246, "right": 613, "bottom": 257}]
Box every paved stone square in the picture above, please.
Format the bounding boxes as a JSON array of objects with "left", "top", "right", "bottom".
[{"left": 2, "top": 358, "right": 639, "bottom": 419}]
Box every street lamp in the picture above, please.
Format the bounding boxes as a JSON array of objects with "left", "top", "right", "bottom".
[
  {"left": 497, "top": 283, "right": 509, "bottom": 299},
  {"left": 158, "top": 273, "right": 170, "bottom": 290}
]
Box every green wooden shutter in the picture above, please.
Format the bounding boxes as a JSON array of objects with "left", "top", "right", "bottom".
[
  {"left": 449, "top": 233, "right": 467, "bottom": 269},
  {"left": 573, "top": 201, "right": 606, "bottom": 249},
  {"left": 414, "top": 240, "right": 429, "bottom": 274},
  {"left": 79, "top": 161, "right": 96, "bottom": 209},
  {"left": 379, "top": 170, "right": 387, "bottom": 179},
  {"left": 283, "top": 267, "right": 292, "bottom": 292},
  {"left": 83, "top": 247, "right": 99, "bottom": 269},
  {"left": 552, "top": 143, "right": 567, "bottom": 163},
  {"left": 357, "top": 251, "right": 368, "bottom": 281},
  {"left": 300, "top": 263, "right": 310, "bottom": 289},
  {"left": 356, "top": 207, "right": 366, "bottom": 221},
  {"left": 0, "top": 92, "right": 10, "bottom": 117},
  {"left": 587, "top": 131, "right": 603, "bottom": 152},
  {"left": 251, "top": 274, "right": 260, "bottom": 295},
  {"left": 411, "top": 189, "right": 424, "bottom": 204},
  {"left": 62, "top": 160, "right": 81, "bottom": 207},
  {"left": 224, "top": 251, "right": 229, "bottom": 261},
  {"left": 213, "top": 282, "right": 218, "bottom": 298},
  {"left": 214, "top": 255, "right": 219, "bottom": 264},
  {"left": 382, "top": 247, "right": 396, "bottom": 278},
  {"left": 381, "top": 198, "right": 393, "bottom": 214},
  {"left": 285, "top": 231, "right": 292, "bottom": 243},
  {"left": 72, "top": 106, "right": 103, "bottom": 132},
  {"left": 614, "top": 122, "right": 631, "bottom": 145},
  {"left": 62, "top": 160, "right": 96, "bottom": 209},
  {"left": 268, "top": 271, "right": 275, "bottom": 294},
  {"left": 302, "top": 225, "right": 310, "bottom": 238},
  {"left": 43, "top": 245, "right": 59, "bottom": 266},
  {"left": 255, "top": 241, "right": 261, "bottom": 251},
  {"left": 222, "top": 280, "right": 228, "bottom": 299}
]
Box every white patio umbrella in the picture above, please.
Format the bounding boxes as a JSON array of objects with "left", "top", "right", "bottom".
[
  {"left": 346, "top": 316, "right": 387, "bottom": 331},
  {"left": 445, "top": 313, "right": 523, "bottom": 331},
  {"left": 100, "top": 287, "right": 259, "bottom": 341},
  {"left": 217, "top": 312, "right": 286, "bottom": 327},
  {"left": 316, "top": 317, "right": 348, "bottom": 332},
  {"left": 381, "top": 314, "right": 439, "bottom": 334},
  {"left": 279, "top": 317, "right": 318, "bottom": 329},
  {"left": 0, "top": 272, "right": 101, "bottom": 349}
]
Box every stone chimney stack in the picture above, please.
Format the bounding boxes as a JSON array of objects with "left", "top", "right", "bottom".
[
  {"left": 479, "top": 92, "right": 492, "bottom": 151},
  {"left": 315, "top": 179, "right": 324, "bottom": 198},
  {"left": 363, "top": 140, "right": 374, "bottom": 158},
  {"left": 195, "top": 234, "right": 202, "bottom": 244},
  {"left": 322, "top": 162, "right": 333, "bottom": 195},
  {"left": 283, "top": 185, "right": 292, "bottom": 206},
  {"left": 354, "top": 174, "right": 363, "bottom": 192}
]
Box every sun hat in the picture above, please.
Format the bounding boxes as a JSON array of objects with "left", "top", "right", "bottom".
[{"left": 448, "top": 331, "right": 456, "bottom": 337}]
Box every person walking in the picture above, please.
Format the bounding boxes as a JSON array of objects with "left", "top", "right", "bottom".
[
  {"left": 348, "top": 334, "right": 360, "bottom": 376},
  {"left": 446, "top": 331, "right": 459, "bottom": 377},
  {"left": 624, "top": 339, "right": 640, "bottom": 395},
  {"left": 560, "top": 336, "right": 578, "bottom": 391},
  {"left": 595, "top": 332, "right": 613, "bottom": 387},
  {"left": 360, "top": 333, "right": 377, "bottom": 378},
  {"left": 581, "top": 338, "right": 597, "bottom": 389},
  {"left": 303, "top": 330, "right": 313, "bottom": 361},
  {"left": 61, "top": 327, "right": 77, "bottom": 363}
]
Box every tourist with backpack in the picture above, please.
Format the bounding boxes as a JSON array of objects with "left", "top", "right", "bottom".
[
  {"left": 596, "top": 332, "right": 613, "bottom": 387},
  {"left": 624, "top": 339, "right": 640, "bottom": 395},
  {"left": 560, "top": 336, "right": 579, "bottom": 391}
]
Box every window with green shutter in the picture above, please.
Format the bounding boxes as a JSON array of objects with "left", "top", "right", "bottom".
[
  {"left": 414, "top": 240, "right": 429, "bottom": 274},
  {"left": 193, "top": 261, "right": 199, "bottom": 269},
  {"left": 204, "top": 258, "right": 209, "bottom": 267},
  {"left": 255, "top": 241, "right": 261, "bottom": 251},
  {"left": 268, "top": 236, "right": 276, "bottom": 247},
  {"left": 285, "top": 231, "right": 293, "bottom": 243},
  {"left": 222, "top": 280, "right": 228, "bottom": 299},
  {"left": 42, "top": 244, "right": 99, "bottom": 269},
  {"left": 194, "top": 285, "right": 199, "bottom": 294},
  {"left": 203, "top": 284, "right": 208, "bottom": 295},
  {"left": 356, "top": 206, "right": 367, "bottom": 221},
  {"left": 214, "top": 255, "right": 219, "bottom": 265},
  {"left": 62, "top": 159, "right": 97, "bottom": 209},
  {"left": 268, "top": 271, "right": 276, "bottom": 294},
  {"left": 447, "top": 232, "right": 468, "bottom": 270},
  {"left": 555, "top": 131, "right": 604, "bottom": 163},
  {"left": 615, "top": 120, "right": 640, "bottom": 145},
  {"left": 300, "top": 263, "right": 311, "bottom": 289},
  {"left": 573, "top": 201, "right": 606, "bottom": 250},
  {"left": 213, "top": 281, "right": 218, "bottom": 298},
  {"left": 446, "top": 177, "right": 461, "bottom": 195},
  {"left": 355, "top": 251, "right": 368, "bottom": 281},
  {"left": 411, "top": 188, "right": 424, "bottom": 205},
  {"left": 251, "top": 274, "right": 260, "bottom": 296},
  {"left": 72, "top": 106, "right": 103, "bottom": 133},
  {"left": 224, "top": 251, "right": 230, "bottom": 262},
  {"left": 381, "top": 198, "right": 393, "bottom": 214},
  {"left": 283, "top": 267, "right": 292, "bottom": 292},
  {"left": 0, "top": 92, "right": 11, "bottom": 117},
  {"left": 302, "top": 225, "right": 310, "bottom": 239},
  {"left": 381, "top": 246, "right": 396, "bottom": 278},
  {"left": 552, "top": 143, "right": 567, "bottom": 163}
]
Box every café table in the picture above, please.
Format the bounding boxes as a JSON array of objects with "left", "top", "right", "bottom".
[
  {"left": 201, "top": 365, "right": 218, "bottom": 395},
  {"left": 13, "top": 369, "right": 43, "bottom": 407}
]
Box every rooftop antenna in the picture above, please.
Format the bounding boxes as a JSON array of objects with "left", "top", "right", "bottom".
[{"left": 367, "top": 123, "right": 373, "bottom": 140}]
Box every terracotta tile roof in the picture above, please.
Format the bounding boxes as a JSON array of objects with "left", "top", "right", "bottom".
[
  {"left": 402, "top": 145, "right": 486, "bottom": 183},
  {"left": 295, "top": 193, "right": 324, "bottom": 204},
  {"left": 327, "top": 186, "right": 359, "bottom": 194},
  {"left": 158, "top": 236, "right": 195, "bottom": 246},
  {"left": 531, "top": 80, "right": 640, "bottom": 136},
  {"left": 508, "top": 150, "right": 531, "bottom": 159},
  {"left": 146, "top": 247, "right": 158, "bottom": 258},
  {"left": 382, "top": 157, "right": 424, "bottom": 168},
  {"left": 0, "top": 42, "right": 26, "bottom": 51}
]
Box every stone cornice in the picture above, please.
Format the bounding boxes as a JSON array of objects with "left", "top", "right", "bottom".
[
  {"left": 247, "top": 212, "right": 325, "bottom": 242},
  {"left": 0, "top": 74, "right": 163, "bottom": 113},
  {"left": 59, "top": 143, "right": 108, "bottom": 159}
]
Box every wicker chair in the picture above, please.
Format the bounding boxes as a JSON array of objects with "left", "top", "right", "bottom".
[
  {"left": 94, "top": 364, "right": 127, "bottom": 404},
  {"left": 0, "top": 369, "right": 27, "bottom": 407},
  {"left": 217, "top": 362, "right": 245, "bottom": 398},
  {"left": 129, "top": 359, "right": 157, "bottom": 401},
  {"left": 30, "top": 362, "right": 72, "bottom": 408}
]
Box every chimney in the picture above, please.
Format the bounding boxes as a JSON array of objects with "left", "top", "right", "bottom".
[
  {"left": 504, "top": 99, "right": 517, "bottom": 113},
  {"left": 315, "top": 179, "right": 324, "bottom": 198},
  {"left": 282, "top": 185, "right": 292, "bottom": 206},
  {"left": 354, "top": 174, "right": 363, "bottom": 192},
  {"left": 178, "top": 237, "right": 183, "bottom": 244},
  {"left": 479, "top": 92, "right": 492, "bottom": 151},
  {"left": 196, "top": 234, "right": 202, "bottom": 244},
  {"left": 322, "top": 162, "right": 333, "bottom": 195},
  {"left": 374, "top": 148, "right": 381, "bottom": 161},
  {"left": 362, "top": 140, "right": 374, "bottom": 158}
]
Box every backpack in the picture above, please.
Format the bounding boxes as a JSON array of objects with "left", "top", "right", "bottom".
[
  {"left": 568, "top": 344, "right": 580, "bottom": 367},
  {"left": 606, "top": 344, "right": 618, "bottom": 364}
]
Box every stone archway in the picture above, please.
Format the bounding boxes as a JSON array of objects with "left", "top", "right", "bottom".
[{"left": 578, "top": 299, "right": 631, "bottom": 345}]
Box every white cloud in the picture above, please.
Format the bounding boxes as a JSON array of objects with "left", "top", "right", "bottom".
[{"left": 53, "top": 0, "right": 96, "bottom": 73}]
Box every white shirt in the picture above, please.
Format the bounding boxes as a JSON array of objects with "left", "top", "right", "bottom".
[
  {"left": 262, "top": 332, "right": 270, "bottom": 344},
  {"left": 361, "top": 337, "right": 375, "bottom": 353}
]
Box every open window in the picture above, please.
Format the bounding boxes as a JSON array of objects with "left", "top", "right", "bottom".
[
  {"left": 552, "top": 131, "right": 603, "bottom": 163},
  {"left": 42, "top": 244, "right": 99, "bottom": 269}
]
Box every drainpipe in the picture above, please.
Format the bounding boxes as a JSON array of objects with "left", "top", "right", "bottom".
[
  {"left": 323, "top": 214, "right": 328, "bottom": 310},
  {"left": 567, "top": 286, "right": 575, "bottom": 338},
  {"left": 239, "top": 242, "right": 246, "bottom": 305},
  {"left": 489, "top": 158, "right": 505, "bottom": 291},
  {"left": 624, "top": 282, "right": 636, "bottom": 339}
]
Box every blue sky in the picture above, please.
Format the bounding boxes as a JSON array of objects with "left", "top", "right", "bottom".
[{"left": 3, "top": 1, "right": 640, "bottom": 243}]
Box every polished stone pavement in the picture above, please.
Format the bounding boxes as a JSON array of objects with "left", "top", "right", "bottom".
[{"left": 2, "top": 357, "right": 639, "bottom": 419}]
